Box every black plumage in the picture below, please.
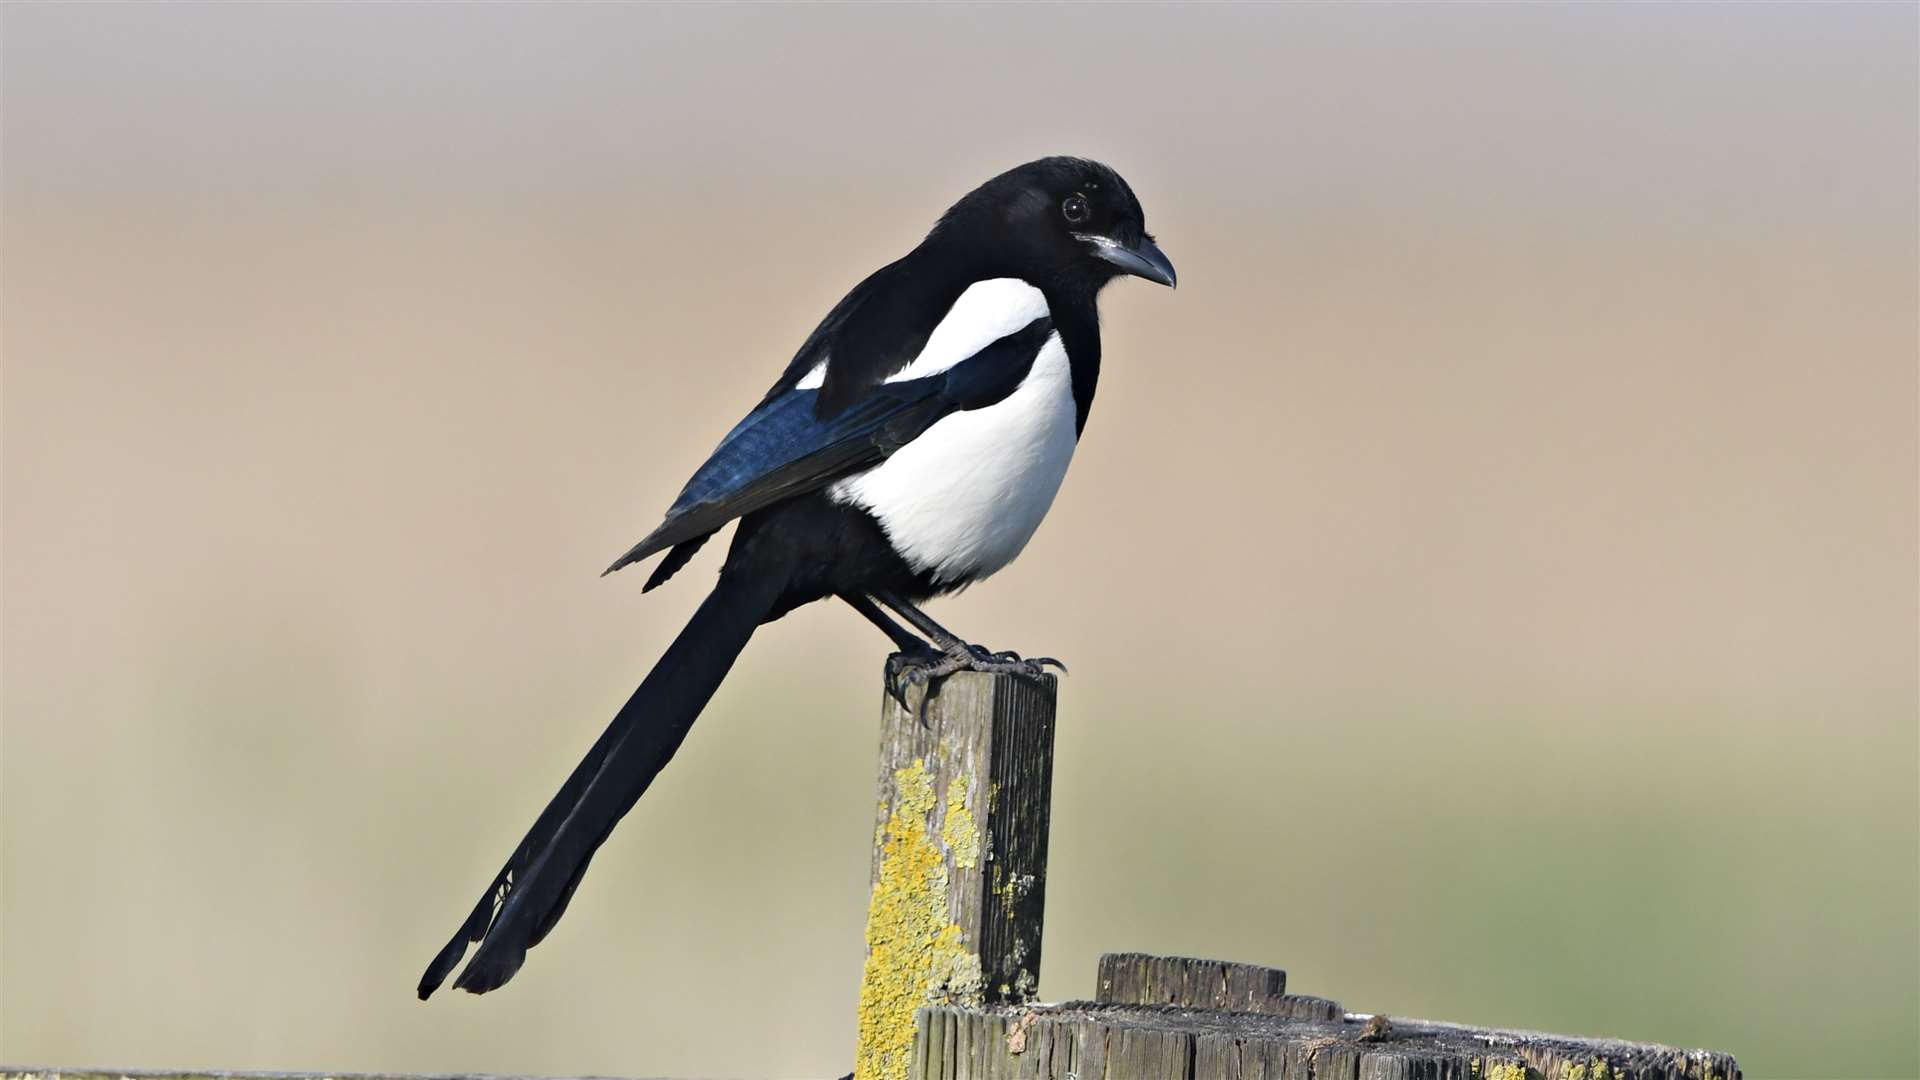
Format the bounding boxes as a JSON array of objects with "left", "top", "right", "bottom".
[{"left": 418, "top": 156, "right": 1173, "bottom": 998}]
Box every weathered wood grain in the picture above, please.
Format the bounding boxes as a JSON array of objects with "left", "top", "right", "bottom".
[
  {"left": 915, "top": 953, "right": 1739, "bottom": 1080},
  {"left": 911, "top": 1001, "right": 1742, "bottom": 1080},
  {"left": 855, "top": 670, "right": 1059, "bottom": 1080},
  {"left": 1097, "top": 953, "right": 1342, "bottom": 1020}
]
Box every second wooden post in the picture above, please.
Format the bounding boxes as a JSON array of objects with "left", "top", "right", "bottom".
[{"left": 853, "top": 669, "right": 1058, "bottom": 1080}]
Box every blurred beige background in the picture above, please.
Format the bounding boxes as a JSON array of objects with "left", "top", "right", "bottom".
[{"left": 3, "top": 3, "right": 1914, "bottom": 1078}]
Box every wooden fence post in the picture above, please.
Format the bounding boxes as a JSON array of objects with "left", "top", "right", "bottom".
[{"left": 853, "top": 669, "right": 1059, "bottom": 1080}]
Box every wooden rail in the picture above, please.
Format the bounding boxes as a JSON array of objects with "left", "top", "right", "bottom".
[
  {"left": 3, "top": 667, "right": 1744, "bottom": 1080},
  {"left": 914, "top": 953, "right": 1742, "bottom": 1079}
]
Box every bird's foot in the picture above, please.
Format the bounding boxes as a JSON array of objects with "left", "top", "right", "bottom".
[
  {"left": 884, "top": 644, "right": 942, "bottom": 712},
  {"left": 965, "top": 644, "right": 1068, "bottom": 673},
  {"left": 885, "top": 643, "right": 1065, "bottom": 719}
]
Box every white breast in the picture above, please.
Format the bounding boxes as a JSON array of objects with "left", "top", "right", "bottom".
[{"left": 831, "top": 330, "right": 1078, "bottom": 585}]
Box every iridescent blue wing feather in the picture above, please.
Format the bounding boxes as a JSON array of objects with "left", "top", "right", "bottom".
[{"left": 604, "top": 318, "right": 1052, "bottom": 580}]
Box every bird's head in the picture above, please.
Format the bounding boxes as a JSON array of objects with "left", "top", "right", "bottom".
[{"left": 928, "top": 156, "right": 1176, "bottom": 295}]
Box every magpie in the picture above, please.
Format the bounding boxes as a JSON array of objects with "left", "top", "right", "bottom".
[{"left": 417, "top": 156, "right": 1174, "bottom": 999}]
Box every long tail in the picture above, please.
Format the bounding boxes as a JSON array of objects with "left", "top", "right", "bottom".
[{"left": 418, "top": 568, "right": 782, "bottom": 998}]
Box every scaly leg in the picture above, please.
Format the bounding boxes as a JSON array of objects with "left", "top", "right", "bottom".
[
  {"left": 841, "top": 593, "right": 945, "bottom": 712},
  {"left": 842, "top": 593, "right": 932, "bottom": 653},
  {"left": 872, "top": 590, "right": 1065, "bottom": 709}
]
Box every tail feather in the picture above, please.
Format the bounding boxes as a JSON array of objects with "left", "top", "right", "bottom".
[
  {"left": 418, "top": 568, "right": 781, "bottom": 999},
  {"left": 641, "top": 531, "right": 716, "bottom": 592}
]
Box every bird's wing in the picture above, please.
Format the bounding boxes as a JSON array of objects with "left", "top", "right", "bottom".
[{"left": 604, "top": 317, "right": 1054, "bottom": 577}]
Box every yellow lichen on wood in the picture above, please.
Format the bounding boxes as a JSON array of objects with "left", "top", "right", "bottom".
[
  {"left": 1477, "top": 1059, "right": 1533, "bottom": 1080},
  {"left": 855, "top": 758, "right": 983, "bottom": 1080},
  {"left": 942, "top": 776, "right": 980, "bottom": 870}
]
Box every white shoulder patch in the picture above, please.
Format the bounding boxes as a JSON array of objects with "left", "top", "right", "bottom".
[
  {"left": 886, "top": 278, "right": 1049, "bottom": 383},
  {"left": 791, "top": 278, "right": 1043, "bottom": 394}
]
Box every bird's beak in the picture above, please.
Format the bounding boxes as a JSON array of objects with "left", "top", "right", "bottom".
[{"left": 1076, "top": 233, "right": 1178, "bottom": 288}]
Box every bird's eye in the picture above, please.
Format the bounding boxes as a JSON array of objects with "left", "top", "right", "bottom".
[{"left": 1061, "top": 193, "right": 1090, "bottom": 225}]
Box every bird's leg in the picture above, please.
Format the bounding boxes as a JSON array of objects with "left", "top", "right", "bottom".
[
  {"left": 843, "top": 593, "right": 934, "bottom": 653},
  {"left": 871, "top": 591, "right": 1067, "bottom": 689},
  {"left": 841, "top": 594, "right": 944, "bottom": 713}
]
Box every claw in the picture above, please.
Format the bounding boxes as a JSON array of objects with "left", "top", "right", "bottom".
[
  {"left": 885, "top": 649, "right": 937, "bottom": 717},
  {"left": 882, "top": 640, "right": 1067, "bottom": 721},
  {"left": 886, "top": 670, "right": 913, "bottom": 714}
]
